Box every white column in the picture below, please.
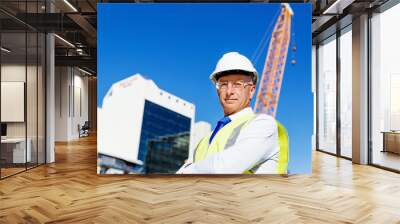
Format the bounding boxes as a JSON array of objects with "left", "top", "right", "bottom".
[
  {"left": 45, "top": 1, "right": 55, "bottom": 163},
  {"left": 46, "top": 33, "right": 55, "bottom": 163},
  {"left": 352, "top": 14, "right": 369, "bottom": 164}
]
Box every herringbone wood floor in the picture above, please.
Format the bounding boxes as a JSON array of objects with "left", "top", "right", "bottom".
[{"left": 1, "top": 135, "right": 400, "bottom": 224}]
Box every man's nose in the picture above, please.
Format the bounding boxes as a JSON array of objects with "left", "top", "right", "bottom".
[{"left": 225, "top": 83, "right": 234, "bottom": 95}]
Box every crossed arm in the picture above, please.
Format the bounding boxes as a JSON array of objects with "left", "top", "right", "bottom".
[{"left": 177, "top": 114, "right": 279, "bottom": 174}]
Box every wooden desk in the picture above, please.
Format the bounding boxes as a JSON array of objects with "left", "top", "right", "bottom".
[
  {"left": 1, "top": 138, "right": 31, "bottom": 163},
  {"left": 381, "top": 131, "right": 400, "bottom": 154}
]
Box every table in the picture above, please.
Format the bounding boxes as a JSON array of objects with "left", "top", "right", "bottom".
[
  {"left": 381, "top": 131, "right": 400, "bottom": 154},
  {"left": 1, "top": 138, "right": 31, "bottom": 163}
]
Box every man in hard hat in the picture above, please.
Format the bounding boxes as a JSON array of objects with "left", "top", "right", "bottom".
[{"left": 177, "top": 52, "right": 283, "bottom": 174}]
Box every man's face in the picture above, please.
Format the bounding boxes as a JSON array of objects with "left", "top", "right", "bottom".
[{"left": 217, "top": 74, "right": 256, "bottom": 116}]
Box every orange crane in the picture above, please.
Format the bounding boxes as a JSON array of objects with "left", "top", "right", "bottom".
[{"left": 254, "top": 3, "right": 294, "bottom": 117}]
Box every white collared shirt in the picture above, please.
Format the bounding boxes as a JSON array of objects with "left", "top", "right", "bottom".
[
  {"left": 228, "top": 107, "right": 253, "bottom": 121},
  {"left": 178, "top": 107, "right": 280, "bottom": 174}
]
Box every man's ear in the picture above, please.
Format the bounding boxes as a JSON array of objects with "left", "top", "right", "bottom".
[{"left": 249, "top": 84, "right": 256, "bottom": 99}]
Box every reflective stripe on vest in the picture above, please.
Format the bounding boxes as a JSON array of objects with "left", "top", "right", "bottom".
[{"left": 193, "top": 114, "right": 289, "bottom": 174}]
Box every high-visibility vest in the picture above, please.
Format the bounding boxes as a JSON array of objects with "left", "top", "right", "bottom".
[{"left": 193, "top": 113, "right": 289, "bottom": 174}]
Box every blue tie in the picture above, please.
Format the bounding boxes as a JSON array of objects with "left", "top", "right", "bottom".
[{"left": 209, "top": 116, "right": 232, "bottom": 144}]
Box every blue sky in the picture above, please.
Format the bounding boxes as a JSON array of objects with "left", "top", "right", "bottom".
[{"left": 98, "top": 3, "right": 312, "bottom": 174}]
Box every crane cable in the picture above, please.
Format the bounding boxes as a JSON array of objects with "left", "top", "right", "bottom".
[{"left": 250, "top": 6, "right": 282, "bottom": 68}]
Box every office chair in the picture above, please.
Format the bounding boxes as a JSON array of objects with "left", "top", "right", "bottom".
[{"left": 79, "top": 121, "right": 90, "bottom": 138}]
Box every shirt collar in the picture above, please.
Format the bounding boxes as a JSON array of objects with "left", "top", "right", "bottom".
[{"left": 227, "top": 107, "right": 254, "bottom": 121}]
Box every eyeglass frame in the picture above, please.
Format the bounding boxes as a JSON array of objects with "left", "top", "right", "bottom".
[{"left": 215, "top": 80, "right": 254, "bottom": 90}]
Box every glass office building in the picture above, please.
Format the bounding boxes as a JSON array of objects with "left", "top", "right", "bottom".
[
  {"left": 98, "top": 100, "right": 192, "bottom": 174},
  {"left": 139, "top": 100, "right": 191, "bottom": 173},
  {"left": 97, "top": 74, "right": 195, "bottom": 174}
]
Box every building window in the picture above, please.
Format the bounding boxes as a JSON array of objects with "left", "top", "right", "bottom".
[
  {"left": 317, "top": 35, "right": 337, "bottom": 154},
  {"left": 339, "top": 27, "right": 352, "bottom": 158},
  {"left": 138, "top": 100, "right": 191, "bottom": 174},
  {"left": 371, "top": 3, "right": 400, "bottom": 171}
]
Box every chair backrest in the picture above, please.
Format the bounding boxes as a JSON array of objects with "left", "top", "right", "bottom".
[{"left": 82, "top": 121, "right": 90, "bottom": 129}]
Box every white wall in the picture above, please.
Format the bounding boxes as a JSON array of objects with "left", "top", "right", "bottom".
[
  {"left": 55, "top": 66, "right": 68, "bottom": 141},
  {"left": 71, "top": 72, "right": 89, "bottom": 138},
  {"left": 1, "top": 82, "right": 24, "bottom": 123},
  {"left": 1, "top": 65, "right": 38, "bottom": 138},
  {"left": 55, "top": 67, "right": 89, "bottom": 141},
  {"left": 1, "top": 63, "right": 46, "bottom": 163},
  {"left": 1, "top": 65, "right": 26, "bottom": 141},
  {"left": 1, "top": 64, "right": 25, "bottom": 82}
]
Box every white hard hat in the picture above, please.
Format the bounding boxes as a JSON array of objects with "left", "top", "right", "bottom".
[{"left": 210, "top": 52, "right": 258, "bottom": 85}]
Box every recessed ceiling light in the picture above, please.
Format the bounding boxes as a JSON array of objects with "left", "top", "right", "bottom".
[
  {"left": 54, "top": 34, "right": 75, "bottom": 48},
  {"left": 322, "top": 0, "right": 354, "bottom": 15},
  {"left": 78, "top": 67, "right": 93, "bottom": 76},
  {"left": 63, "top": 0, "right": 78, "bottom": 12},
  {"left": 1, "top": 47, "right": 11, "bottom": 53}
]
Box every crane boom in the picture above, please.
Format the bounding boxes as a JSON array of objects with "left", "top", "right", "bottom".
[{"left": 254, "top": 3, "right": 294, "bottom": 117}]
